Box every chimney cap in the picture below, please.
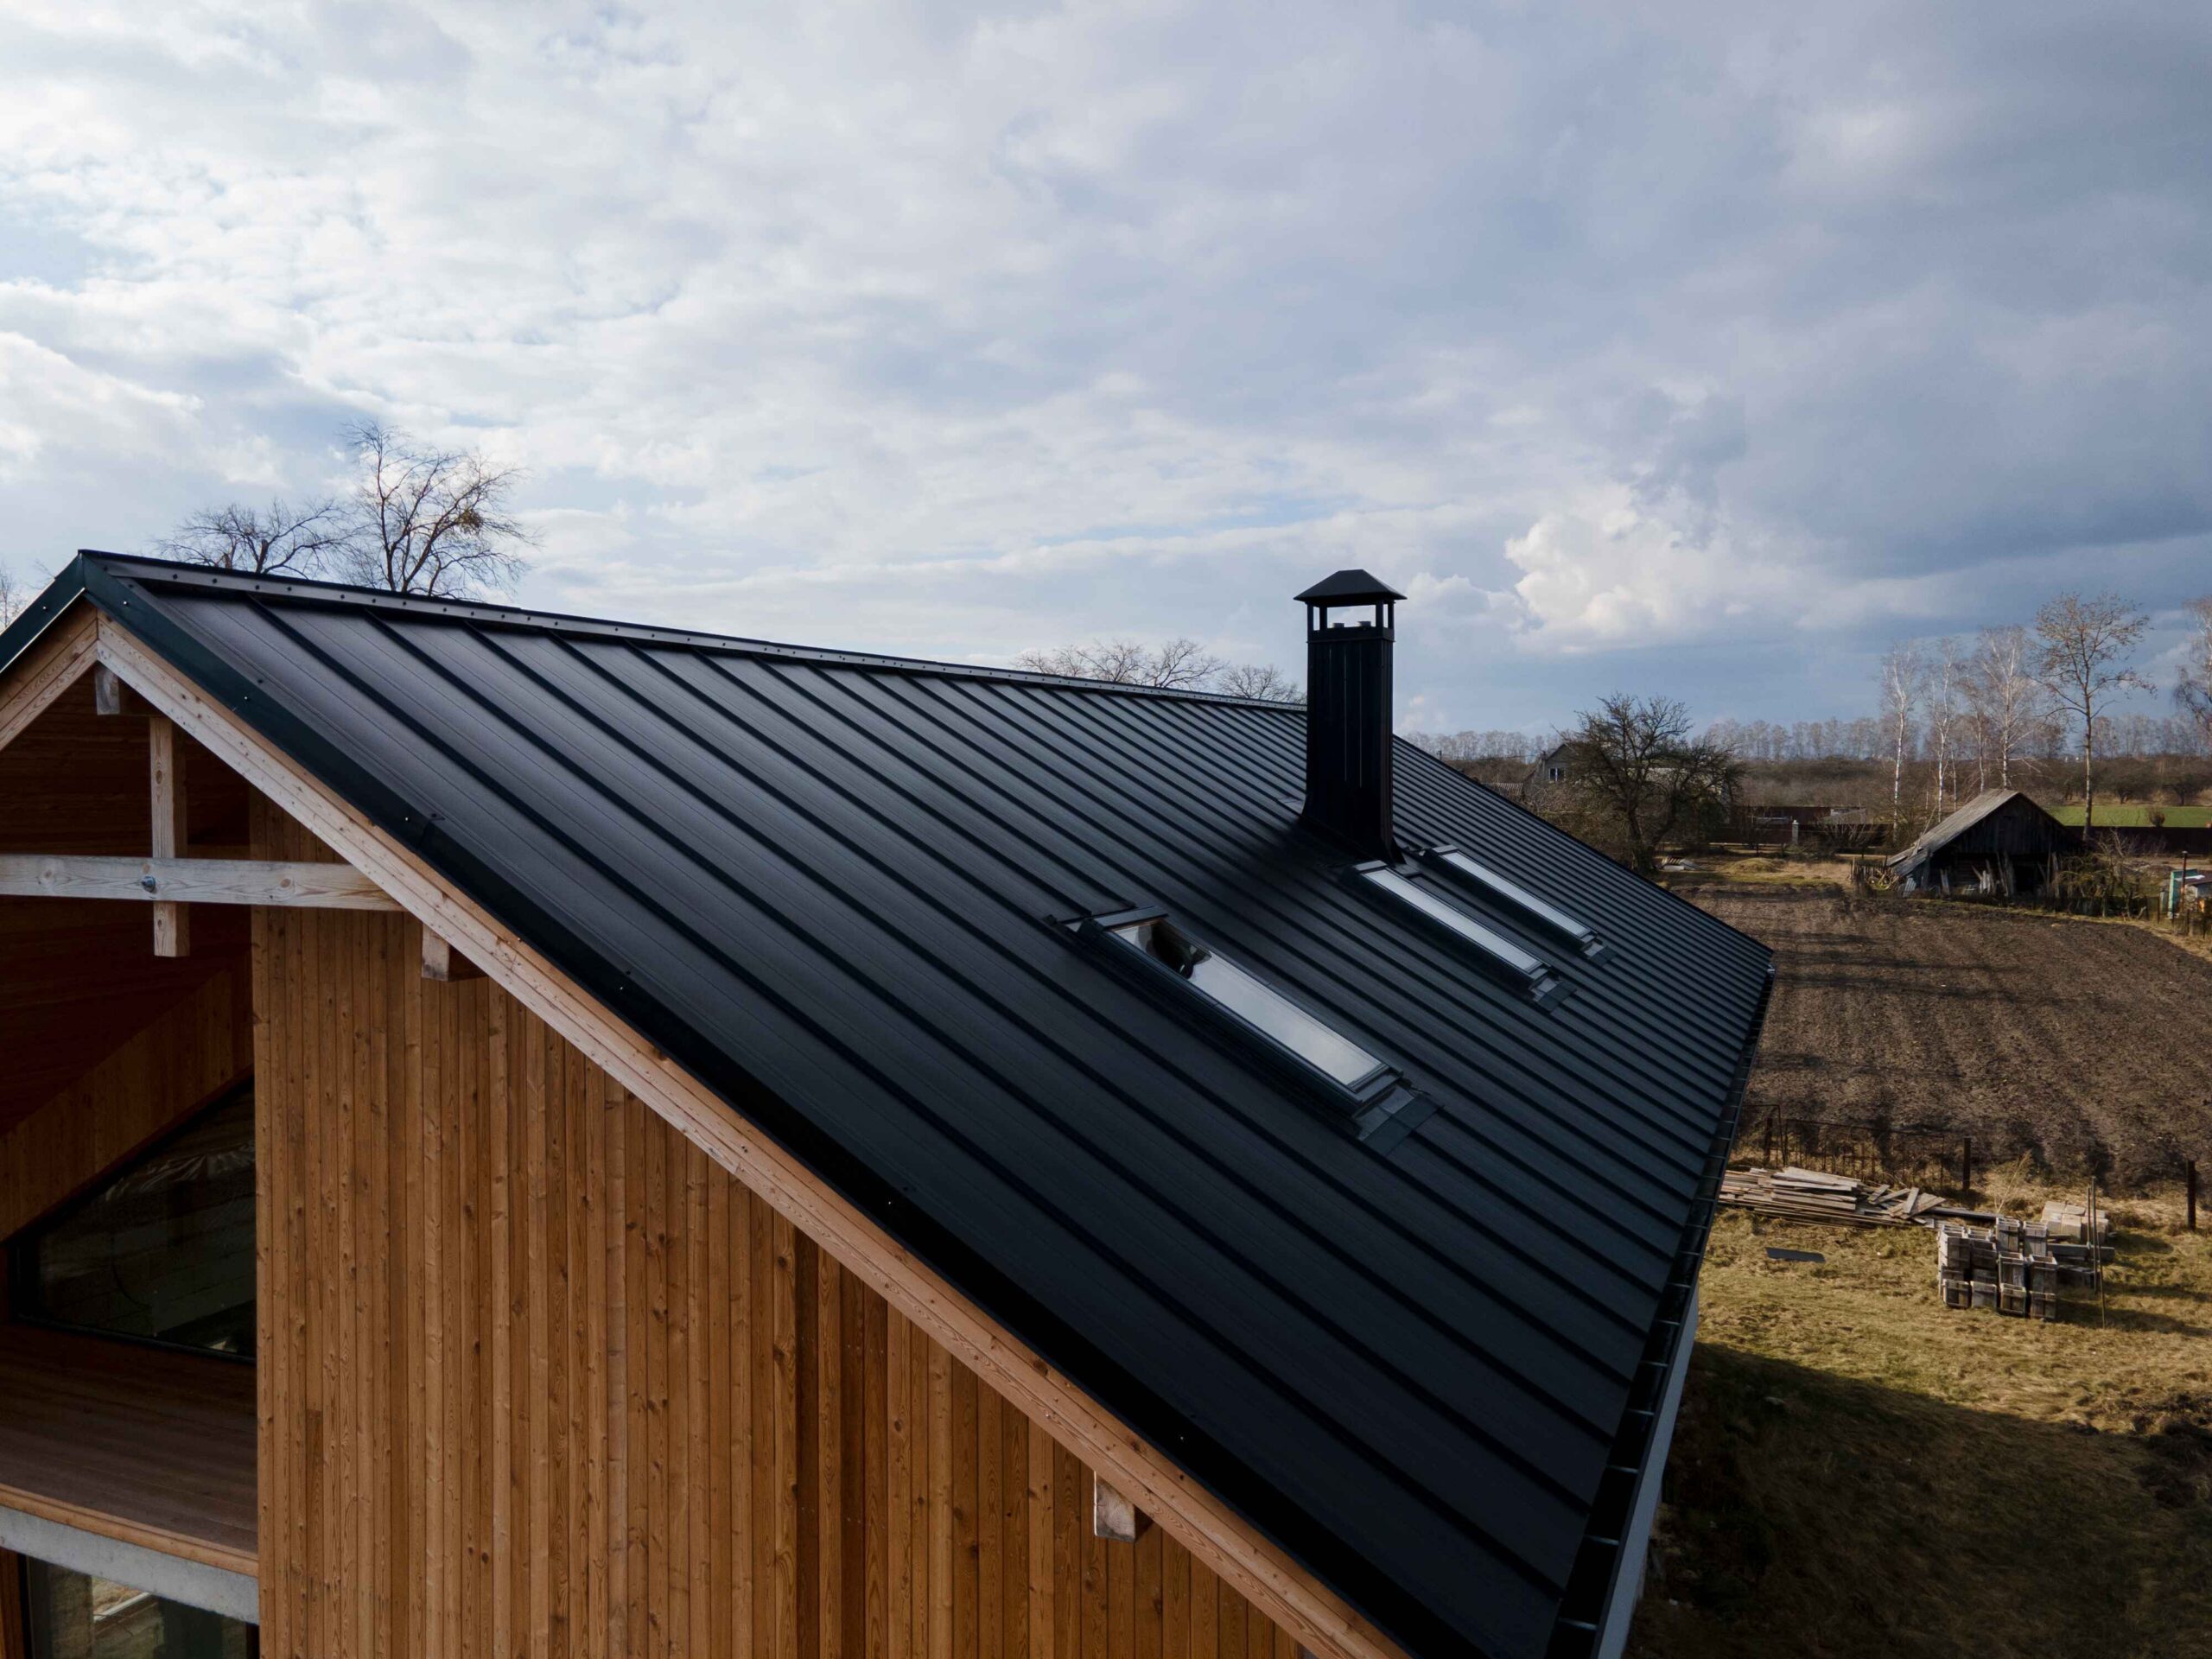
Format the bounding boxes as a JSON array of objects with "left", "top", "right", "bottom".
[{"left": 1295, "top": 569, "right": 1406, "bottom": 607}]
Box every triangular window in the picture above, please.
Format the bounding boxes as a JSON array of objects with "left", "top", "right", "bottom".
[{"left": 9, "top": 1081, "right": 255, "bottom": 1360}]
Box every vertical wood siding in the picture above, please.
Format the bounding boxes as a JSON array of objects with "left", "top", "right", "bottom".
[{"left": 253, "top": 805, "right": 1296, "bottom": 1659}]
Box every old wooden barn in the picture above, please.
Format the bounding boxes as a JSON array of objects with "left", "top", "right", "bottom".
[
  {"left": 1885, "top": 789, "right": 2074, "bottom": 894},
  {"left": 0, "top": 556, "right": 1771, "bottom": 1659}
]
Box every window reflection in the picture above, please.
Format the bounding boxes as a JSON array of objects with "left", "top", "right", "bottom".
[
  {"left": 1105, "top": 917, "right": 1383, "bottom": 1089},
  {"left": 22, "top": 1559, "right": 254, "bottom": 1659},
  {"left": 16, "top": 1083, "right": 256, "bottom": 1359}
]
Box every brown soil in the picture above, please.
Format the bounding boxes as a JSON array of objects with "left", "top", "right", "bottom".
[{"left": 1694, "top": 884, "right": 2212, "bottom": 1185}]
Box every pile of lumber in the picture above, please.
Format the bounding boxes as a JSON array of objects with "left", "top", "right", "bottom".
[
  {"left": 1936, "top": 1218, "right": 2063, "bottom": 1319},
  {"left": 1719, "top": 1166, "right": 1949, "bottom": 1228}
]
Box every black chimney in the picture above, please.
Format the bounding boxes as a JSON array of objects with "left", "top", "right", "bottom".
[{"left": 1297, "top": 569, "right": 1406, "bottom": 859}]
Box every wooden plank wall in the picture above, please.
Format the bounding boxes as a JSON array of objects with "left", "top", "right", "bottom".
[
  {"left": 254, "top": 804, "right": 1297, "bottom": 1659},
  {"left": 0, "top": 958, "right": 251, "bottom": 1241}
]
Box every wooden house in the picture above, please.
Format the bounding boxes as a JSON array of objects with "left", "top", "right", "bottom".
[
  {"left": 0, "top": 557, "right": 1772, "bottom": 1659},
  {"left": 1885, "top": 789, "right": 2074, "bottom": 894}
]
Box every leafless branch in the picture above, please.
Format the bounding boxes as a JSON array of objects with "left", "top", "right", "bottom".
[
  {"left": 336, "top": 420, "right": 537, "bottom": 598},
  {"left": 155, "top": 497, "right": 351, "bottom": 576}
]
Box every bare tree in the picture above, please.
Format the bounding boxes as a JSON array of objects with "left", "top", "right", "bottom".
[
  {"left": 1014, "top": 637, "right": 1227, "bottom": 690},
  {"left": 156, "top": 497, "right": 351, "bottom": 576},
  {"left": 2175, "top": 596, "right": 2212, "bottom": 753},
  {"left": 340, "top": 421, "right": 535, "bottom": 598},
  {"left": 2034, "top": 591, "right": 2152, "bottom": 832},
  {"left": 1962, "top": 624, "right": 2046, "bottom": 791},
  {"left": 1215, "top": 662, "right": 1301, "bottom": 702},
  {"left": 1878, "top": 643, "right": 1924, "bottom": 825},
  {"left": 1924, "top": 636, "right": 1964, "bottom": 817},
  {"left": 1558, "top": 694, "right": 1742, "bottom": 876}
]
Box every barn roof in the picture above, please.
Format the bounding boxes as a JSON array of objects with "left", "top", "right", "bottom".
[
  {"left": 4, "top": 554, "right": 1773, "bottom": 1659},
  {"left": 1885, "top": 788, "right": 2060, "bottom": 871}
]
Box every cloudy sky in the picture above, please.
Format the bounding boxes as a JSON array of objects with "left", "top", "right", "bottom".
[{"left": 3, "top": 3, "right": 2208, "bottom": 734}]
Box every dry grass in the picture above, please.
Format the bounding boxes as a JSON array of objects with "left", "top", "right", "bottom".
[{"left": 1630, "top": 1193, "right": 2212, "bottom": 1658}]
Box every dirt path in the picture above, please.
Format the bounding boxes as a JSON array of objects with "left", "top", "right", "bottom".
[{"left": 1694, "top": 885, "right": 2212, "bottom": 1183}]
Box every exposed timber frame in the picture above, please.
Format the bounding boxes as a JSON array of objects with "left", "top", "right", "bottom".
[
  {"left": 0, "top": 855, "right": 398, "bottom": 910},
  {"left": 84, "top": 607, "right": 1415, "bottom": 1659}
]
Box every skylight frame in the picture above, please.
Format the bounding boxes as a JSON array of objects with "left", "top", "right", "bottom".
[
  {"left": 1351, "top": 863, "right": 1570, "bottom": 1004},
  {"left": 1416, "top": 842, "right": 1603, "bottom": 957},
  {"left": 1070, "top": 906, "right": 1431, "bottom": 1147}
]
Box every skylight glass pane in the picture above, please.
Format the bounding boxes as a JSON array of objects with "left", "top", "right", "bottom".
[
  {"left": 1106, "top": 918, "right": 1382, "bottom": 1088},
  {"left": 1362, "top": 868, "right": 1550, "bottom": 982},
  {"left": 1436, "top": 850, "right": 1598, "bottom": 947}
]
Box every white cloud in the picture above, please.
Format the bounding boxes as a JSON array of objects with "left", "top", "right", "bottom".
[{"left": 0, "top": 1, "right": 2207, "bottom": 723}]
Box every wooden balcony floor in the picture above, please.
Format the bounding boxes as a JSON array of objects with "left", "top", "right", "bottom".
[{"left": 0, "top": 1323, "right": 256, "bottom": 1575}]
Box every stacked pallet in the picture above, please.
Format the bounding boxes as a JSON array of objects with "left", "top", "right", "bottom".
[
  {"left": 1719, "top": 1166, "right": 1948, "bottom": 1227},
  {"left": 2039, "top": 1200, "right": 2116, "bottom": 1271},
  {"left": 1936, "top": 1220, "right": 2062, "bottom": 1319}
]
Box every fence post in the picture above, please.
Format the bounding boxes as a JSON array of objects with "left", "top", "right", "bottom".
[{"left": 1961, "top": 1136, "right": 1973, "bottom": 1200}]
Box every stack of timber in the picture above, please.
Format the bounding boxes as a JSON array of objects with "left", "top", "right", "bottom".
[
  {"left": 1719, "top": 1165, "right": 1948, "bottom": 1228},
  {"left": 1936, "top": 1220, "right": 2063, "bottom": 1319}
]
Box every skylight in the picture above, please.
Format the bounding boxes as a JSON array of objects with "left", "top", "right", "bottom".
[
  {"left": 1100, "top": 915, "right": 1385, "bottom": 1089},
  {"left": 1360, "top": 867, "right": 1552, "bottom": 988},
  {"left": 1425, "top": 846, "right": 1599, "bottom": 950}
]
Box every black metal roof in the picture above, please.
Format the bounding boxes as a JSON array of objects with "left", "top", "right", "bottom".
[{"left": 12, "top": 555, "right": 1772, "bottom": 1659}]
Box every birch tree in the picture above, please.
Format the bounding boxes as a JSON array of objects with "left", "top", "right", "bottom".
[
  {"left": 1878, "top": 644, "right": 1924, "bottom": 826},
  {"left": 1964, "top": 624, "right": 2045, "bottom": 790},
  {"left": 2176, "top": 596, "right": 2212, "bottom": 753},
  {"left": 2034, "top": 592, "right": 2151, "bottom": 832}
]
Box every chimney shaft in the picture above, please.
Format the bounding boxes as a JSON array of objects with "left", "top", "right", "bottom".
[{"left": 1296, "top": 569, "right": 1406, "bottom": 860}]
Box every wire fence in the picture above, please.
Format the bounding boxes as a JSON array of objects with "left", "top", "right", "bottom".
[{"left": 1750, "top": 1115, "right": 1975, "bottom": 1193}]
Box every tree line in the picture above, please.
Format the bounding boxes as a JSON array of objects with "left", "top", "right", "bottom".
[{"left": 1875, "top": 592, "right": 2212, "bottom": 830}]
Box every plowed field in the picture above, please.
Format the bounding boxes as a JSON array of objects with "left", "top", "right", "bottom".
[{"left": 1694, "top": 885, "right": 2212, "bottom": 1185}]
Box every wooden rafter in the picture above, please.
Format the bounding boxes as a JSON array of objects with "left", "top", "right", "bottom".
[
  {"left": 0, "top": 608, "right": 98, "bottom": 756},
  {"left": 88, "top": 609, "right": 1415, "bottom": 1659}
]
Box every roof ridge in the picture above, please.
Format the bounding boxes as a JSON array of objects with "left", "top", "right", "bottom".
[{"left": 77, "top": 550, "right": 1299, "bottom": 709}]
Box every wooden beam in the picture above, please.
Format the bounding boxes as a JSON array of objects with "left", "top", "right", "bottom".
[
  {"left": 149, "top": 715, "right": 190, "bottom": 957},
  {"left": 0, "top": 854, "right": 403, "bottom": 910},
  {"left": 1091, "top": 1474, "right": 1141, "bottom": 1543},
  {"left": 421, "top": 926, "right": 486, "bottom": 982},
  {"left": 93, "top": 664, "right": 149, "bottom": 717},
  {"left": 0, "top": 607, "right": 98, "bottom": 757},
  {"left": 89, "top": 615, "right": 1415, "bottom": 1659}
]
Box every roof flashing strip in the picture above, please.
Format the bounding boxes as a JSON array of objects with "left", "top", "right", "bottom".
[
  {"left": 1416, "top": 842, "right": 1602, "bottom": 956},
  {"left": 1071, "top": 912, "right": 1433, "bottom": 1149}
]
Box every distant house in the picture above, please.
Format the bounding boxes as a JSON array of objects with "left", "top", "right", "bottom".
[
  {"left": 1524, "top": 741, "right": 1573, "bottom": 794},
  {"left": 1886, "top": 790, "right": 2073, "bottom": 893}
]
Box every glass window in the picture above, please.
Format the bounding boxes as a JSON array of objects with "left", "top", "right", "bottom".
[
  {"left": 21, "top": 1558, "right": 255, "bottom": 1659},
  {"left": 13, "top": 1083, "right": 256, "bottom": 1360},
  {"left": 1361, "top": 868, "right": 1551, "bottom": 986},
  {"left": 1103, "top": 917, "right": 1384, "bottom": 1089},
  {"left": 1431, "top": 849, "right": 1598, "bottom": 949}
]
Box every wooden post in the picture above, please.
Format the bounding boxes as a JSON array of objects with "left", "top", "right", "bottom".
[{"left": 149, "top": 715, "right": 189, "bottom": 957}]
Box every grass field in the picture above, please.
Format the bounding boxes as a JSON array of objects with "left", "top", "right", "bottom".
[
  {"left": 1690, "top": 880, "right": 2212, "bottom": 1185},
  {"left": 1630, "top": 1194, "right": 2212, "bottom": 1658},
  {"left": 2050, "top": 803, "right": 2212, "bottom": 827},
  {"left": 1624, "top": 867, "right": 2212, "bottom": 1656}
]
